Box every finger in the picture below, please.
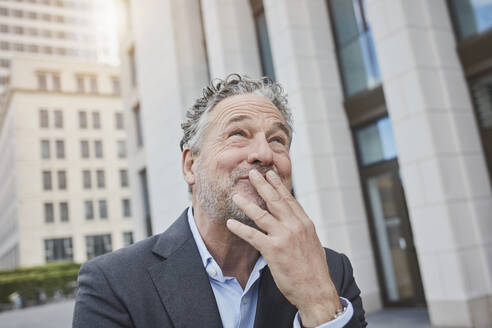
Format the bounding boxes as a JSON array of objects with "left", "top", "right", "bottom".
[
  {"left": 249, "top": 169, "right": 290, "bottom": 218},
  {"left": 265, "top": 170, "right": 310, "bottom": 223},
  {"left": 226, "top": 219, "right": 270, "bottom": 252},
  {"left": 232, "top": 194, "right": 277, "bottom": 232}
]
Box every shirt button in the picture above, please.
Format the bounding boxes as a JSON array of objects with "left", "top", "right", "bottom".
[
  {"left": 242, "top": 297, "right": 247, "bottom": 304},
  {"left": 208, "top": 268, "right": 217, "bottom": 277}
]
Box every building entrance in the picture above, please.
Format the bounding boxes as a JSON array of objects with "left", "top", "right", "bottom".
[{"left": 354, "top": 117, "right": 425, "bottom": 307}]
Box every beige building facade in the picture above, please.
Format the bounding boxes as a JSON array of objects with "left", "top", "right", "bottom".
[
  {"left": 118, "top": 0, "right": 492, "bottom": 326},
  {"left": 0, "top": 57, "right": 133, "bottom": 269}
]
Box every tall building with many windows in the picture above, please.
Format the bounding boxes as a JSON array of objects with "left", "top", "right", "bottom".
[
  {"left": 0, "top": 0, "right": 119, "bottom": 92},
  {"left": 118, "top": 0, "right": 492, "bottom": 326},
  {"left": 0, "top": 57, "right": 133, "bottom": 269}
]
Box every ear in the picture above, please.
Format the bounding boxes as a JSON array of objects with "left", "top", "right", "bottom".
[{"left": 182, "top": 148, "right": 196, "bottom": 187}]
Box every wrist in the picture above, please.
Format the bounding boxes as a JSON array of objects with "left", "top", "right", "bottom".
[{"left": 298, "top": 293, "right": 342, "bottom": 327}]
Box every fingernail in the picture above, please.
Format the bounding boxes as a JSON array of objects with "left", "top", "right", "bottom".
[
  {"left": 249, "top": 169, "right": 261, "bottom": 179},
  {"left": 266, "top": 170, "right": 276, "bottom": 179},
  {"left": 232, "top": 194, "right": 243, "bottom": 203}
]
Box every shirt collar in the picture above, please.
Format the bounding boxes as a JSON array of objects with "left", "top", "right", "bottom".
[{"left": 187, "top": 206, "right": 267, "bottom": 282}]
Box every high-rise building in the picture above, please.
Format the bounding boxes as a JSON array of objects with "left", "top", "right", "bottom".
[
  {"left": 0, "top": 0, "right": 119, "bottom": 92},
  {"left": 118, "top": 0, "right": 492, "bottom": 326},
  {"left": 0, "top": 57, "right": 132, "bottom": 268}
]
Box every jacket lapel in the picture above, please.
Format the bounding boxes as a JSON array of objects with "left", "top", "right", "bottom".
[
  {"left": 147, "top": 210, "right": 223, "bottom": 328},
  {"left": 254, "top": 266, "right": 297, "bottom": 328}
]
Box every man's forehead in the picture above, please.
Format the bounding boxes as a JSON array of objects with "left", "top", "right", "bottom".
[{"left": 209, "top": 93, "right": 285, "bottom": 124}]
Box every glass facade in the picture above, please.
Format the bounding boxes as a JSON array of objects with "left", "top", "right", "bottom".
[
  {"left": 330, "top": 0, "right": 380, "bottom": 96},
  {"left": 355, "top": 117, "right": 398, "bottom": 167},
  {"left": 449, "top": 0, "right": 492, "bottom": 40}
]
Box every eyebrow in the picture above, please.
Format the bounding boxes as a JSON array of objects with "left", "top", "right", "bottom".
[{"left": 226, "top": 115, "right": 291, "bottom": 138}]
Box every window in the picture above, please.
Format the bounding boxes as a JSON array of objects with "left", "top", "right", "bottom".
[
  {"left": 0, "top": 41, "right": 9, "bottom": 50},
  {"left": 129, "top": 48, "right": 137, "bottom": 87},
  {"left": 82, "top": 170, "right": 91, "bottom": 189},
  {"left": 13, "top": 26, "right": 24, "bottom": 35},
  {"left": 123, "top": 232, "right": 133, "bottom": 247},
  {"left": 45, "top": 238, "right": 73, "bottom": 262},
  {"left": 120, "top": 169, "right": 129, "bottom": 187},
  {"left": 78, "top": 111, "right": 87, "bottom": 128},
  {"left": 96, "top": 170, "right": 105, "bottom": 188},
  {"left": 117, "top": 141, "right": 127, "bottom": 158},
  {"left": 85, "top": 234, "right": 112, "bottom": 260},
  {"left": 89, "top": 76, "right": 98, "bottom": 93},
  {"left": 111, "top": 77, "right": 120, "bottom": 95},
  {"left": 252, "top": 1, "right": 276, "bottom": 80},
  {"left": 122, "top": 199, "right": 131, "bottom": 217},
  {"left": 28, "top": 11, "right": 37, "bottom": 19},
  {"left": 76, "top": 75, "right": 84, "bottom": 93},
  {"left": 449, "top": 0, "right": 492, "bottom": 40},
  {"left": 84, "top": 200, "right": 94, "bottom": 220},
  {"left": 54, "top": 110, "right": 63, "bottom": 128},
  {"left": 329, "top": 0, "right": 380, "bottom": 96},
  {"left": 0, "top": 24, "right": 7, "bottom": 33},
  {"left": 355, "top": 117, "right": 398, "bottom": 167},
  {"left": 57, "top": 170, "right": 67, "bottom": 189},
  {"left": 140, "top": 169, "right": 152, "bottom": 236},
  {"left": 41, "top": 140, "right": 50, "bottom": 159},
  {"left": 115, "top": 112, "right": 124, "bottom": 130},
  {"left": 38, "top": 73, "right": 48, "bottom": 90},
  {"left": 39, "top": 109, "right": 49, "bottom": 128},
  {"left": 59, "top": 202, "right": 69, "bottom": 222},
  {"left": 94, "top": 140, "right": 103, "bottom": 158},
  {"left": 0, "top": 8, "right": 9, "bottom": 16},
  {"left": 99, "top": 200, "right": 108, "bottom": 219},
  {"left": 13, "top": 9, "right": 23, "bottom": 18},
  {"left": 92, "top": 112, "right": 101, "bottom": 129},
  {"left": 56, "top": 140, "right": 65, "bottom": 158},
  {"left": 42, "top": 171, "right": 52, "bottom": 190},
  {"left": 133, "top": 104, "right": 143, "bottom": 146},
  {"left": 44, "top": 203, "right": 54, "bottom": 222},
  {"left": 0, "top": 58, "right": 9, "bottom": 67},
  {"left": 80, "top": 140, "right": 89, "bottom": 158},
  {"left": 52, "top": 73, "right": 61, "bottom": 91},
  {"left": 29, "top": 44, "right": 39, "bottom": 53},
  {"left": 13, "top": 43, "right": 25, "bottom": 52}
]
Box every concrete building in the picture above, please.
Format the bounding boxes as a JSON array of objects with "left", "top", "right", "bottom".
[
  {"left": 0, "top": 0, "right": 119, "bottom": 92},
  {"left": 118, "top": 0, "right": 492, "bottom": 326},
  {"left": 0, "top": 57, "right": 133, "bottom": 269}
]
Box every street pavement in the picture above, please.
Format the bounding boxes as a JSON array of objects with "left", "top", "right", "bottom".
[{"left": 0, "top": 299, "right": 432, "bottom": 327}]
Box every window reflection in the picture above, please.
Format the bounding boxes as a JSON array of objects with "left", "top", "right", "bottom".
[
  {"left": 449, "top": 0, "right": 492, "bottom": 40},
  {"left": 355, "top": 117, "right": 398, "bottom": 166},
  {"left": 330, "top": 0, "right": 380, "bottom": 96}
]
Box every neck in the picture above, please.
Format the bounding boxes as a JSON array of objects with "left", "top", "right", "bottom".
[{"left": 192, "top": 202, "right": 259, "bottom": 288}]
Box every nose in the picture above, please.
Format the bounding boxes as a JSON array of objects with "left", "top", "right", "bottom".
[{"left": 247, "top": 134, "right": 273, "bottom": 165}]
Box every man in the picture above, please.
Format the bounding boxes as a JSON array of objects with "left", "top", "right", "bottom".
[{"left": 73, "top": 74, "right": 367, "bottom": 328}]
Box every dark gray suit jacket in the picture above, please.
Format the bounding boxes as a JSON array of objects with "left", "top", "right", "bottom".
[{"left": 73, "top": 209, "right": 367, "bottom": 327}]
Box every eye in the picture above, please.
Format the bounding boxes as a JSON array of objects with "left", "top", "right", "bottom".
[
  {"left": 269, "top": 136, "right": 286, "bottom": 145},
  {"left": 228, "top": 129, "right": 246, "bottom": 138}
]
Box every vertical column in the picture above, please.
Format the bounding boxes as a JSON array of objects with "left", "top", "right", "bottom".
[
  {"left": 131, "top": 0, "right": 209, "bottom": 232},
  {"left": 200, "top": 0, "right": 262, "bottom": 78},
  {"left": 264, "top": 0, "right": 381, "bottom": 312},
  {"left": 366, "top": 0, "right": 492, "bottom": 326}
]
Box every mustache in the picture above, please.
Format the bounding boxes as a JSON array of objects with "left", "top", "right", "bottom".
[{"left": 231, "top": 165, "right": 274, "bottom": 183}]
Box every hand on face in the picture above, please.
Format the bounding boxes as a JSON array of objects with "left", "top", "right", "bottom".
[{"left": 226, "top": 169, "right": 342, "bottom": 327}]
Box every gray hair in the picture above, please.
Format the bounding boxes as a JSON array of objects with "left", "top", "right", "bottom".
[{"left": 180, "top": 73, "right": 293, "bottom": 153}]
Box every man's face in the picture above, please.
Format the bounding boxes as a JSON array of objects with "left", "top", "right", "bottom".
[{"left": 192, "top": 93, "right": 292, "bottom": 225}]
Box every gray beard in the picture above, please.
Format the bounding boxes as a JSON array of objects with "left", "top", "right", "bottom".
[{"left": 194, "top": 159, "right": 271, "bottom": 229}]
